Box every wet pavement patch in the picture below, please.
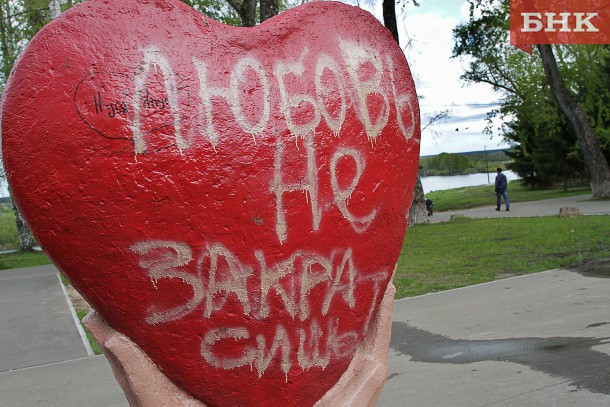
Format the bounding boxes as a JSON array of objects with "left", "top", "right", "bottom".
[
  {"left": 588, "top": 322, "right": 610, "bottom": 329},
  {"left": 391, "top": 322, "right": 610, "bottom": 394},
  {"left": 567, "top": 258, "right": 610, "bottom": 278}
]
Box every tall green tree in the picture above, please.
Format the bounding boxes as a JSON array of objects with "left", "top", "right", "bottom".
[
  {"left": 1, "top": 0, "right": 61, "bottom": 250},
  {"left": 503, "top": 100, "right": 584, "bottom": 189},
  {"left": 453, "top": 0, "right": 610, "bottom": 197},
  {"left": 537, "top": 43, "right": 610, "bottom": 197},
  {"left": 0, "top": 0, "right": 22, "bottom": 91}
]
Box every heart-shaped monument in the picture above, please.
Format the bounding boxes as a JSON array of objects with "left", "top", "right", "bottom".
[{"left": 1, "top": 0, "right": 420, "bottom": 405}]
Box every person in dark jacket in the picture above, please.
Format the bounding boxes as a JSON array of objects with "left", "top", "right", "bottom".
[{"left": 495, "top": 167, "right": 510, "bottom": 211}]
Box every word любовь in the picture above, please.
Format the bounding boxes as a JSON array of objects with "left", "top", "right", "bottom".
[
  {"left": 126, "top": 37, "right": 417, "bottom": 155},
  {"left": 122, "top": 37, "right": 414, "bottom": 241}
]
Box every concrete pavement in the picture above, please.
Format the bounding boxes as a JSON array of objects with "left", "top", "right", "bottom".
[
  {"left": 379, "top": 265, "right": 610, "bottom": 406},
  {"left": 0, "top": 265, "right": 128, "bottom": 407},
  {"left": 0, "top": 196, "right": 608, "bottom": 406}
]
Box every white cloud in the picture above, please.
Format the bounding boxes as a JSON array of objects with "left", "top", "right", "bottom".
[
  {"left": 344, "top": 0, "right": 507, "bottom": 155},
  {"left": 394, "top": 2, "right": 509, "bottom": 156}
]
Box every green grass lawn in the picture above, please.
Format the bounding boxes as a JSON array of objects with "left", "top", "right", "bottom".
[
  {"left": 0, "top": 250, "right": 51, "bottom": 270},
  {"left": 396, "top": 215, "right": 610, "bottom": 298},
  {"left": 427, "top": 181, "right": 592, "bottom": 212}
]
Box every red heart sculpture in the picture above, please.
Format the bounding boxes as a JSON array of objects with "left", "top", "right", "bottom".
[{"left": 1, "top": 0, "right": 420, "bottom": 405}]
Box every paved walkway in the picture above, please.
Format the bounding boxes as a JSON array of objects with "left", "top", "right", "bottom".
[
  {"left": 0, "top": 195, "right": 608, "bottom": 406},
  {"left": 0, "top": 265, "right": 128, "bottom": 406},
  {"left": 379, "top": 266, "right": 610, "bottom": 406},
  {"left": 428, "top": 194, "right": 608, "bottom": 223}
]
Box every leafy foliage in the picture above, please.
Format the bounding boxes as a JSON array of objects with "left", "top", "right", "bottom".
[
  {"left": 182, "top": 0, "right": 241, "bottom": 25},
  {"left": 452, "top": 0, "right": 610, "bottom": 190},
  {"left": 421, "top": 152, "right": 471, "bottom": 175},
  {"left": 183, "top": 0, "right": 296, "bottom": 27},
  {"left": 0, "top": 0, "right": 83, "bottom": 92}
]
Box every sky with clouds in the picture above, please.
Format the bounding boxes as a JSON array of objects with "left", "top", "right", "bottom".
[{"left": 355, "top": 0, "right": 511, "bottom": 156}]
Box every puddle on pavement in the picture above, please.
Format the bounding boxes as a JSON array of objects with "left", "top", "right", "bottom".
[
  {"left": 567, "top": 258, "right": 610, "bottom": 278},
  {"left": 391, "top": 323, "right": 610, "bottom": 394}
]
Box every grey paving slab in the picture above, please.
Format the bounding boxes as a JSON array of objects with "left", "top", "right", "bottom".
[
  {"left": 0, "top": 355, "right": 128, "bottom": 407},
  {"left": 0, "top": 265, "right": 88, "bottom": 372}
]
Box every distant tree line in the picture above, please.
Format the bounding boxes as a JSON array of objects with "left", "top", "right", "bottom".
[{"left": 420, "top": 150, "right": 511, "bottom": 176}]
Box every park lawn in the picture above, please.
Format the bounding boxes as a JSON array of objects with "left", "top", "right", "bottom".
[
  {"left": 395, "top": 215, "right": 610, "bottom": 298},
  {"left": 427, "top": 181, "right": 592, "bottom": 212},
  {"left": 0, "top": 250, "right": 51, "bottom": 270}
]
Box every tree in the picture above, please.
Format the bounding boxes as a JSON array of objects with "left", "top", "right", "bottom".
[
  {"left": 180, "top": 0, "right": 239, "bottom": 25},
  {"left": 453, "top": 0, "right": 610, "bottom": 198},
  {"left": 504, "top": 102, "right": 584, "bottom": 189},
  {"left": 0, "top": 0, "right": 58, "bottom": 251},
  {"left": 224, "top": 0, "right": 256, "bottom": 26},
  {"left": 259, "top": 0, "right": 277, "bottom": 23},
  {"left": 536, "top": 44, "right": 610, "bottom": 198},
  {"left": 0, "top": 1, "right": 21, "bottom": 90},
  {"left": 421, "top": 153, "right": 473, "bottom": 175},
  {"left": 382, "top": 0, "right": 400, "bottom": 43},
  {"left": 197, "top": 0, "right": 280, "bottom": 27}
]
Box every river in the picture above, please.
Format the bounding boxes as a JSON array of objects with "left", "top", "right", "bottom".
[
  {"left": 421, "top": 170, "right": 519, "bottom": 194},
  {"left": 1, "top": 172, "right": 519, "bottom": 198}
]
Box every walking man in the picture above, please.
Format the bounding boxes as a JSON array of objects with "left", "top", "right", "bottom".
[{"left": 495, "top": 167, "right": 510, "bottom": 211}]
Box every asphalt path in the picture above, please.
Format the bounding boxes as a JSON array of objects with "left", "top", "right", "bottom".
[{"left": 428, "top": 194, "right": 609, "bottom": 223}]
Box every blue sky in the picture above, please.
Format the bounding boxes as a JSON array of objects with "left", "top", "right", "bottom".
[{"left": 356, "top": 0, "right": 511, "bottom": 156}]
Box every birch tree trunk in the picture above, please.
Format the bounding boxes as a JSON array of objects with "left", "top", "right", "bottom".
[
  {"left": 49, "top": 0, "right": 61, "bottom": 20},
  {"left": 12, "top": 195, "right": 33, "bottom": 251},
  {"left": 1, "top": 1, "right": 31, "bottom": 250},
  {"left": 537, "top": 44, "right": 610, "bottom": 199}
]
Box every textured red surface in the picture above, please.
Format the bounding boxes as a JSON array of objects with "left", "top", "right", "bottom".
[{"left": 1, "top": 0, "right": 420, "bottom": 405}]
